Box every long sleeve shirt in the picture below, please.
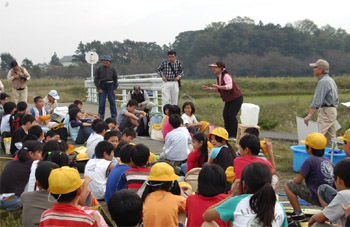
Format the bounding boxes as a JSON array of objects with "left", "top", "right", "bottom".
[
  {"left": 7, "top": 67, "right": 30, "bottom": 89},
  {"left": 94, "top": 65, "right": 118, "bottom": 90},
  {"left": 156, "top": 59, "right": 184, "bottom": 81},
  {"left": 310, "top": 74, "right": 339, "bottom": 108}
]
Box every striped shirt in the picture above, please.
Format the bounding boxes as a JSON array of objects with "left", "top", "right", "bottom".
[
  {"left": 156, "top": 59, "right": 184, "bottom": 81},
  {"left": 125, "top": 167, "right": 150, "bottom": 193},
  {"left": 40, "top": 203, "right": 98, "bottom": 227}
]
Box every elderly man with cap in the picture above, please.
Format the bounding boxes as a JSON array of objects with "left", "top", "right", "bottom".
[
  {"left": 94, "top": 55, "right": 118, "bottom": 119},
  {"left": 44, "top": 90, "right": 59, "bottom": 114},
  {"left": 304, "top": 59, "right": 339, "bottom": 147},
  {"left": 126, "top": 85, "right": 154, "bottom": 112},
  {"left": 7, "top": 60, "right": 30, "bottom": 103}
]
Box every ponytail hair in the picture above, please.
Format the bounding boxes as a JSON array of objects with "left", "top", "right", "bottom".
[
  {"left": 18, "top": 140, "right": 43, "bottom": 162},
  {"left": 192, "top": 133, "right": 208, "bottom": 167},
  {"left": 241, "top": 162, "right": 276, "bottom": 227}
]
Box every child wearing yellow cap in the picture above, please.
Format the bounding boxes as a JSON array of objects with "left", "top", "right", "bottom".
[
  {"left": 284, "top": 132, "right": 335, "bottom": 221},
  {"left": 39, "top": 166, "right": 99, "bottom": 226},
  {"left": 338, "top": 128, "right": 350, "bottom": 157},
  {"left": 141, "top": 162, "right": 186, "bottom": 227}
]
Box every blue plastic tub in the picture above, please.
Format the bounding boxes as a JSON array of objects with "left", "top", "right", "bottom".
[{"left": 290, "top": 145, "right": 346, "bottom": 172}]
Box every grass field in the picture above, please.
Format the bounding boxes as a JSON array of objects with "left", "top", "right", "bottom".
[{"left": 0, "top": 75, "right": 349, "bottom": 226}]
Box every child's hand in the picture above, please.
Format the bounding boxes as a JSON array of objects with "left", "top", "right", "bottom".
[
  {"left": 342, "top": 203, "right": 350, "bottom": 217},
  {"left": 84, "top": 176, "right": 93, "bottom": 184},
  {"left": 264, "top": 140, "right": 273, "bottom": 154}
]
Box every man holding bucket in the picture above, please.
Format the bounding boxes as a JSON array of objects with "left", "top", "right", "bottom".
[{"left": 304, "top": 59, "right": 338, "bottom": 147}]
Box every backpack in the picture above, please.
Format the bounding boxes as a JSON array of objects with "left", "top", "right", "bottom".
[{"left": 137, "top": 115, "right": 150, "bottom": 136}]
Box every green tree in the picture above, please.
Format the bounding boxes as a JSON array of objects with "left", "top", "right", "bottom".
[
  {"left": 50, "top": 52, "right": 62, "bottom": 66},
  {"left": 29, "top": 65, "right": 42, "bottom": 78},
  {"left": 0, "top": 53, "right": 15, "bottom": 70},
  {"left": 22, "top": 58, "right": 33, "bottom": 69}
]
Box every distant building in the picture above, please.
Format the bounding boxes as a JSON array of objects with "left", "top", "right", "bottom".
[{"left": 59, "top": 56, "right": 77, "bottom": 67}]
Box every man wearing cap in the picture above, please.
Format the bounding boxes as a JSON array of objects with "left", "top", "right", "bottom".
[
  {"left": 7, "top": 60, "right": 30, "bottom": 103},
  {"left": 94, "top": 55, "right": 118, "bottom": 119},
  {"left": 304, "top": 59, "right": 339, "bottom": 147},
  {"left": 126, "top": 85, "right": 154, "bottom": 112},
  {"left": 156, "top": 50, "right": 184, "bottom": 108},
  {"left": 44, "top": 90, "right": 59, "bottom": 114}
]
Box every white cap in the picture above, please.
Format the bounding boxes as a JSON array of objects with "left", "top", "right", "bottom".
[{"left": 48, "top": 90, "right": 60, "bottom": 100}]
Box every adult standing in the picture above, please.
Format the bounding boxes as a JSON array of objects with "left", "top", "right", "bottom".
[
  {"left": 156, "top": 50, "right": 184, "bottom": 107},
  {"left": 94, "top": 55, "right": 118, "bottom": 119},
  {"left": 7, "top": 60, "right": 30, "bottom": 103},
  {"left": 202, "top": 61, "right": 243, "bottom": 139},
  {"left": 304, "top": 59, "right": 338, "bottom": 147}
]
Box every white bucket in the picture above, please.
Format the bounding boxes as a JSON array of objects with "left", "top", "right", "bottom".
[{"left": 240, "top": 103, "right": 260, "bottom": 126}]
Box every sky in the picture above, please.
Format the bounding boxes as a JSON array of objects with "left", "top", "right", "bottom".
[{"left": 1, "top": 0, "right": 350, "bottom": 64}]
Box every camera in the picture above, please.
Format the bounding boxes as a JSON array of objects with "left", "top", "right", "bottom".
[{"left": 20, "top": 76, "right": 27, "bottom": 81}]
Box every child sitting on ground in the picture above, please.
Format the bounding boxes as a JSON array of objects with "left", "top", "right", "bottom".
[
  {"left": 105, "top": 117, "right": 117, "bottom": 130},
  {"left": 74, "top": 99, "right": 100, "bottom": 119},
  {"left": 30, "top": 96, "right": 57, "bottom": 129},
  {"left": 105, "top": 144, "right": 133, "bottom": 203},
  {"left": 203, "top": 162, "right": 287, "bottom": 226},
  {"left": 181, "top": 101, "right": 203, "bottom": 134},
  {"left": 108, "top": 190, "right": 143, "bottom": 227},
  {"left": 186, "top": 164, "right": 229, "bottom": 227},
  {"left": 21, "top": 161, "right": 59, "bottom": 227},
  {"left": 0, "top": 140, "right": 43, "bottom": 210},
  {"left": 284, "top": 132, "right": 335, "bottom": 221},
  {"left": 163, "top": 105, "right": 181, "bottom": 139},
  {"left": 0, "top": 102, "right": 16, "bottom": 137},
  {"left": 69, "top": 107, "right": 93, "bottom": 144},
  {"left": 142, "top": 162, "right": 186, "bottom": 227},
  {"left": 117, "top": 99, "right": 146, "bottom": 132},
  {"left": 104, "top": 130, "right": 121, "bottom": 149},
  {"left": 308, "top": 159, "right": 350, "bottom": 226},
  {"left": 163, "top": 114, "right": 191, "bottom": 166},
  {"left": 10, "top": 101, "right": 28, "bottom": 134},
  {"left": 207, "top": 127, "right": 236, "bottom": 172},
  {"left": 44, "top": 130, "right": 60, "bottom": 143},
  {"left": 0, "top": 92, "right": 9, "bottom": 118},
  {"left": 125, "top": 143, "right": 150, "bottom": 193},
  {"left": 10, "top": 114, "right": 36, "bottom": 155},
  {"left": 338, "top": 128, "right": 350, "bottom": 158},
  {"left": 234, "top": 134, "right": 275, "bottom": 180},
  {"left": 28, "top": 125, "right": 44, "bottom": 142},
  {"left": 39, "top": 166, "right": 100, "bottom": 226},
  {"left": 184, "top": 132, "right": 208, "bottom": 173},
  {"left": 160, "top": 103, "right": 171, "bottom": 131},
  {"left": 87, "top": 120, "right": 108, "bottom": 158},
  {"left": 115, "top": 128, "right": 136, "bottom": 158},
  {"left": 84, "top": 141, "right": 115, "bottom": 200}
]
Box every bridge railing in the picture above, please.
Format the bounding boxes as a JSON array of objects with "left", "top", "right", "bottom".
[{"left": 84, "top": 73, "right": 163, "bottom": 112}]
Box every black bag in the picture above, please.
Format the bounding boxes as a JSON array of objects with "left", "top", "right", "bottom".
[
  {"left": 168, "top": 62, "right": 181, "bottom": 88},
  {"left": 137, "top": 115, "right": 150, "bottom": 136},
  {"left": 99, "top": 80, "right": 112, "bottom": 90}
]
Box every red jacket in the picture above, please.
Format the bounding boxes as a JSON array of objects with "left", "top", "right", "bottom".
[{"left": 216, "top": 73, "right": 242, "bottom": 102}]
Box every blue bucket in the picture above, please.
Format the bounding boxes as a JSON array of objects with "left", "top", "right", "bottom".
[{"left": 290, "top": 145, "right": 346, "bottom": 172}]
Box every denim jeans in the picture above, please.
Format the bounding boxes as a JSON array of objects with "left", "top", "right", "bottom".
[
  {"left": 98, "top": 83, "right": 117, "bottom": 119},
  {"left": 75, "top": 126, "right": 93, "bottom": 144},
  {"left": 0, "top": 195, "right": 22, "bottom": 210}
]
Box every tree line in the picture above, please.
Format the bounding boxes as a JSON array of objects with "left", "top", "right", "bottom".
[{"left": 1, "top": 17, "right": 350, "bottom": 78}]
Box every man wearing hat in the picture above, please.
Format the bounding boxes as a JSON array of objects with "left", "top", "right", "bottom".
[
  {"left": 7, "top": 60, "right": 31, "bottom": 103},
  {"left": 44, "top": 90, "right": 59, "bottom": 114},
  {"left": 94, "top": 55, "right": 118, "bottom": 119},
  {"left": 304, "top": 59, "right": 339, "bottom": 147}
]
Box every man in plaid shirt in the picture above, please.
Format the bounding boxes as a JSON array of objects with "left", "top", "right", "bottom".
[{"left": 156, "top": 51, "right": 184, "bottom": 107}]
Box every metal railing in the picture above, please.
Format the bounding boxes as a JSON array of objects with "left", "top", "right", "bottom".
[{"left": 84, "top": 73, "right": 163, "bottom": 112}]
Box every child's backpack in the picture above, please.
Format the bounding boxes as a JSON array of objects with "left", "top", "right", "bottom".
[
  {"left": 148, "top": 112, "right": 163, "bottom": 140},
  {"left": 184, "top": 167, "right": 201, "bottom": 193},
  {"left": 137, "top": 114, "right": 150, "bottom": 136}
]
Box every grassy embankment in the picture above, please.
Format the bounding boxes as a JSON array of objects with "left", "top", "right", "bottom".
[{"left": 1, "top": 75, "right": 349, "bottom": 226}]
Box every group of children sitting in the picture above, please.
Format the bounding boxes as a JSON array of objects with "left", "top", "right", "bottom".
[{"left": 1, "top": 91, "right": 350, "bottom": 226}]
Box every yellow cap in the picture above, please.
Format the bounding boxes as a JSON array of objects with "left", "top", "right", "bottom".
[
  {"left": 67, "top": 144, "right": 76, "bottom": 155},
  {"left": 76, "top": 153, "right": 89, "bottom": 161},
  {"left": 225, "top": 166, "right": 235, "bottom": 183},
  {"left": 148, "top": 162, "right": 179, "bottom": 181},
  {"left": 199, "top": 121, "right": 209, "bottom": 133},
  {"left": 207, "top": 127, "right": 229, "bottom": 141},
  {"left": 207, "top": 141, "right": 214, "bottom": 149},
  {"left": 179, "top": 182, "right": 192, "bottom": 191},
  {"left": 300, "top": 132, "right": 327, "bottom": 150},
  {"left": 338, "top": 128, "right": 350, "bottom": 143},
  {"left": 149, "top": 152, "right": 156, "bottom": 164},
  {"left": 49, "top": 166, "right": 84, "bottom": 194}
]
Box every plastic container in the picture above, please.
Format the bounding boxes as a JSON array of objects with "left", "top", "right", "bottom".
[
  {"left": 240, "top": 103, "right": 260, "bottom": 126},
  {"left": 290, "top": 145, "right": 346, "bottom": 172}
]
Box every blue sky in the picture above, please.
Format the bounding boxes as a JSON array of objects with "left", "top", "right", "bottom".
[{"left": 1, "top": 0, "right": 349, "bottom": 64}]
